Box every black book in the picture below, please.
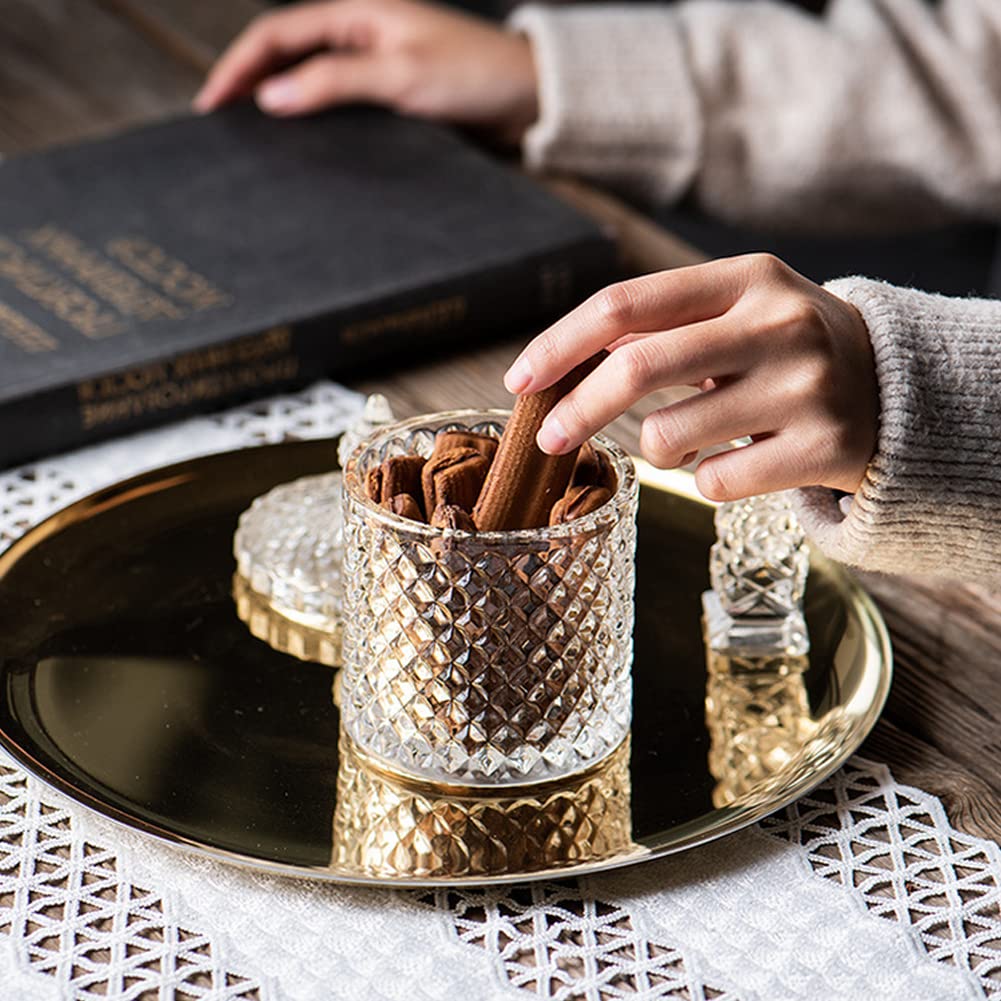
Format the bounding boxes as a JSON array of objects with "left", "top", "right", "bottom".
[{"left": 0, "top": 105, "right": 615, "bottom": 468}]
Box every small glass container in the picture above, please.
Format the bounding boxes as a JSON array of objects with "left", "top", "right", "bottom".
[
  {"left": 232, "top": 471, "right": 346, "bottom": 666},
  {"left": 702, "top": 492, "right": 810, "bottom": 656},
  {"left": 230, "top": 394, "right": 397, "bottom": 666},
  {"left": 340, "top": 409, "right": 638, "bottom": 787}
]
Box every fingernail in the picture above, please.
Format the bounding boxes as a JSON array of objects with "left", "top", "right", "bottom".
[
  {"left": 192, "top": 88, "right": 212, "bottom": 113},
  {"left": 537, "top": 414, "right": 569, "bottom": 454},
  {"left": 257, "top": 78, "right": 298, "bottom": 112},
  {"left": 504, "top": 357, "right": 532, "bottom": 395}
]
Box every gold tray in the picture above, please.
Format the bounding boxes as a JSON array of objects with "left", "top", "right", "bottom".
[{"left": 0, "top": 440, "right": 891, "bottom": 886}]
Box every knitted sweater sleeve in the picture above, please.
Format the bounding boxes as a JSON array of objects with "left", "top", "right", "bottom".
[
  {"left": 792, "top": 278, "right": 1001, "bottom": 579},
  {"left": 510, "top": 0, "right": 1001, "bottom": 232}
]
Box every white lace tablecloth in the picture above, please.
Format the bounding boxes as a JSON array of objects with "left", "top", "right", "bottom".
[{"left": 1, "top": 382, "right": 999, "bottom": 1001}]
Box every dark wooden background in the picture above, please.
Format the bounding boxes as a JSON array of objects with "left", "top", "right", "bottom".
[{"left": 4, "top": 0, "right": 1001, "bottom": 841}]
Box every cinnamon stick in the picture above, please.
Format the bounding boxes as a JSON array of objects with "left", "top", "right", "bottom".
[
  {"left": 380, "top": 455, "right": 426, "bottom": 504},
  {"left": 382, "top": 493, "right": 425, "bottom": 522},
  {"left": 549, "top": 485, "right": 613, "bottom": 525},
  {"left": 421, "top": 446, "right": 491, "bottom": 514},
  {"left": 572, "top": 441, "right": 617, "bottom": 493},
  {"left": 430, "top": 503, "right": 477, "bottom": 531},
  {"left": 367, "top": 454, "right": 426, "bottom": 514},
  {"left": 473, "top": 352, "right": 607, "bottom": 531},
  {"left": 433, "top": 430, "right": 498, "bottom": 465},
  {"left": 365, "top": 466, "right": 383, "bottom": 503}
]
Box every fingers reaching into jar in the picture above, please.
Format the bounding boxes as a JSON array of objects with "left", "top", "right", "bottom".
[{"left": 505, "top": 254, "right": 879, "bottom": 500}]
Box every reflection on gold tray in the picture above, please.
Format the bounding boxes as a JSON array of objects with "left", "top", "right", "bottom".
[
  {"left": 233, "top": 571, "right": 341, "bottom": 667},
  {"left": 334, "top": 736, "right": 639, "bottom": 879},
  {"left": 0, "top": 439, "right": 891, "bottom": 886}
]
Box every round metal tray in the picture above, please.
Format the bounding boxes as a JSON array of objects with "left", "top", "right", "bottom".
[{"left": 0, "top": 439, "right": 891, "bottom": 886}]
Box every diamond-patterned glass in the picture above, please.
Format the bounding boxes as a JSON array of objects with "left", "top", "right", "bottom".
[
  {"left": 233, "top": 470, "right": 345, "bottom": 664},
  {"left": 704, "top": 492, "right": 810, "bottom": 655},
  {"left": 340, "top": 410, "right": 638, "bottom": 786},
  {"left": 709, "top": 492, "right": 808, "bottom": 617},
  {"left": 332, "top": 734, "right": 636, "bottom": 878},
  {"left": 704, "top": 645, "right": 851, "bottom": 809}
]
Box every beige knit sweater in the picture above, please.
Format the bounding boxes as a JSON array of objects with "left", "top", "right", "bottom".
[{"left": 512, "top": 0, "right": 1001, "bottom": 579}]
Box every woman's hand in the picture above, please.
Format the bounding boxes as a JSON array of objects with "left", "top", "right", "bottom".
[
  {"left": 193, "top": 0, "right": 538, "bottom": 143},
  {"left": 505, "top": 254, "right": 879, "bottom": 500}
]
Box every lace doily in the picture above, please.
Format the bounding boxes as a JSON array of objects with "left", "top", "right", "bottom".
[
  {"left": 0, "top": 383, "right": 998, "bottom": 1001},
  {"left": 0, "top": 382, "right": 363, "bottom": 552}
]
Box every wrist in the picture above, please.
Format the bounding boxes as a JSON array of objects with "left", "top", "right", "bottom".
[
  {"left": 507, "top": 4, "right": 698, "bottom": 200},
  {"left": 495, "top": 31, "right": 539, "bottom": 145}
]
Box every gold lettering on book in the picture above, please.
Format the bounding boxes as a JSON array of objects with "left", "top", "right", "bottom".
[
  {"left": 77, "top": 363, "right": 171, "bottom": 403},
  {"left": 341, "top": 294, "right": 467, "bottom": 345},
  {"left": 105, "top": 236, "right": 232, "bottom": 311},
  {"left": 24, "top": 225, "right": 185, "bottom": 321},
  {"left": 0, "top": 301, "right": 58, "bottom": 353},
  {"left": 0, "top": 237, "right": 122, "bottom": 339},
  {"left": 77, "top": 327, "right": 299, "bottom": 431},
  {"left": 169, "top": 326, "right": 292, "bottom": 378}
]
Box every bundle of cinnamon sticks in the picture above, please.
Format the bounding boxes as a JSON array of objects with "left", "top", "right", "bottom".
[{"left": 364, "top": 355, "right": 616, "bottom": 531}]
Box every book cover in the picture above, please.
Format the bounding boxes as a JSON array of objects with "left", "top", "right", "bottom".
[{"left": 0, "top": 104, "right": 615, "bottom": 468}]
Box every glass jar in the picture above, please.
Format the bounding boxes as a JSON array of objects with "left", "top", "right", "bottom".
[{"left": 340, "top": 410, "right": 638, "bottom": 786}]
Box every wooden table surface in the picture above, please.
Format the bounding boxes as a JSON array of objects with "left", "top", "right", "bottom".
[{"left": 6, "top": 0, "right": 1000, "bottom": 842}]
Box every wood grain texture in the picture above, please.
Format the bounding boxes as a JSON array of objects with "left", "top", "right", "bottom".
[
  {"left": 539, "top": 175, "right": 706, "bottom": 275},
  {"left": 7, "top": 0, "right": 1001, "bottom": 846},
  {"left": 863, "top": 718, "right": 1001, "bottom": 843},
  {"left": 94, "top": 0, "right": 263, "bottom": 73},
  {"left": 860, "top": 574, "right": 1001, "bottom": 806},
  {"left": 0, "top": 0, "right": 203, "bottom": 153}
]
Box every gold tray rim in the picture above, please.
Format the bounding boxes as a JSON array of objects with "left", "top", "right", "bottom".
[{"left": 0, "top": 447, "right": 893, "bottom": 887}]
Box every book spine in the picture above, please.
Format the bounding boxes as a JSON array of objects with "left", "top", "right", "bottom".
[
  {"left": 304, "top": 233, "right": 616, "bottom": 379},
  {"left": 0, "top": 236, "right": 615, "bottom": 469}
]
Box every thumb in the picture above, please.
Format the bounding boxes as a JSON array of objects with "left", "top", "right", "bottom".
[{"left": 255, "top": 52, "right": 389, "bottom": 116}]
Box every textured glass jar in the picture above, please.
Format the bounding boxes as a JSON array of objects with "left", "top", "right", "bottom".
[{"left": 341, "top": 410, "right": 638, "bottom": 786}]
